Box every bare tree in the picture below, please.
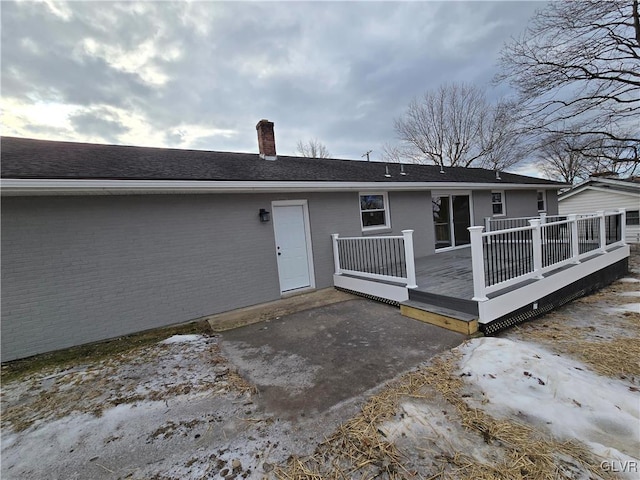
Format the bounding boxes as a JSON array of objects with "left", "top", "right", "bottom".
[
  {"left": 537, "top": 130, "right": 639, "bottom": 184},
  {"left": 392, "top": 83, "right": 526, "bottom": 169},
  {"left": 479, "top": 99, "right": 530, "bottom": 171},
  {"left": 536, "top": 133, "right": 591, "bottom": 184},
  {"left": 296, "top": 138, "right": 331, "bottom": 158},
  {"left": 380, "top": 142, "right": 421, "bottom": 164},
  {"left": 581, "top": 133, "right": 639, "bottom": 177},
  {"left": 497, "top": 0, "right": 640, "bottom": 167}
]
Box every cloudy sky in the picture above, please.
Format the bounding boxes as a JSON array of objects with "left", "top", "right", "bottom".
[{"left": 2, "top": 0, "right": 543, "bottom": 162}]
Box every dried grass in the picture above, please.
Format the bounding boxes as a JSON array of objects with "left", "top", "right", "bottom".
[
  {"left": 274, "top": 353, "right": 606, "bottom": 480},
  {"left": 1, "top": 320, "right": 212, "bottom": 382},
  {"left": 569, "top": 337, "right": 640, "bottom": 377},
  {"left": 226, "top": 370, "right": 258, "bottom": 395},
  {"left": 514, "top": 309, "right": 640, "bottom": 379},
  {"left": 1, "top": 339, "right": 256, "bottom": 432}
]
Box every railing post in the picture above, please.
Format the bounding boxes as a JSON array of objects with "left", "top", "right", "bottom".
[
  {"left": 619, "top": 208, "right": 627, "bottom": 245},
  {"left": 468, "top": 226, "right": 488, "bottom": 301},
  {"left": 402, "top": 230, "right": 418, "bottom": 289},
  {"left": 597, "top": 210, "right": 607, "bottom": 252},
  {"left": 568, "top": 214, "right": 580, "bottom": 264},
  {"left": 539, "top": 212, "right": 548, "bottom": 245},
  {"left": 331, "top": 233, "right": 342, "bottom": 275},
  {"left": 484, "top": 217, "right": 492, "bottom": 245},
  {"left": 529, "top": 219, "right": 544, "bottom": 279}
]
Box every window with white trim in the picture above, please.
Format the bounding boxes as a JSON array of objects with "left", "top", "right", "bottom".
[
  {"left": 537, "top": 190, "right": 546, "bottom": 212},
  {"left": 626, "top": 210, "right": 639, "bottom": 226},
  {"left": 359, "top": 193, "right": 390, "bottom": 230},
  {"left": 491, "top": 191, "right": 505, "bottom": 216}
]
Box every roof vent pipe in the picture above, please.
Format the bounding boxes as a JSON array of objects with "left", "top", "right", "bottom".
[
  {"left": 496, "top": 170, "right": 502, "bottom": 180},
  {"left": 385, "top": 165, "right": 391, "bottom": 178},
  {"left": 400, "top": 164, "right": 407, "bottom": 176},
  {"left": 256, "top": 119, "right": 277, "bottom": 160}
]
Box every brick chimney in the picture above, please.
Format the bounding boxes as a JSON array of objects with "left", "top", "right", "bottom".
[{"left": 256, "top": 119, "right": 277, "bottom": 160}]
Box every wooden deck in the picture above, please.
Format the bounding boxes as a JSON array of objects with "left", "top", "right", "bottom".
[
  {"left": 409, "top": 247, "right": 478, "bottom": 317},
  {"left": 414, "top": 248, "right": 474, "bottom": 299},
  {"left": 333, "top": 220, "right": 630, "bottom": 335},
  {"left": 335, "top": 247, "right": 479, "bottom": 317}
]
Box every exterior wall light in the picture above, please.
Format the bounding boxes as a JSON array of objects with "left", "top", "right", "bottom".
[{"left": 259, "top": 208, "right": 270, "bottom": 222}]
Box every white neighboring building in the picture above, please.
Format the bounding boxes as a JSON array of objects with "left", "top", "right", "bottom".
[{"left": 558, "top": 177, "right": 640, "bottom": 244}]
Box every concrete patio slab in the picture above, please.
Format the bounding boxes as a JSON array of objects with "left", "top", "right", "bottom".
[
  {"left": 220, "top": 298, "right": 465, "bottom": 419},
  {"left": 204, "top": 287, "right": 357, "bottom": 332}
]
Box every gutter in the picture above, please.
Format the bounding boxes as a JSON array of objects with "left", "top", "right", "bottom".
[{"left": 0, "top": 178, "right": 565, "bottom": 196}]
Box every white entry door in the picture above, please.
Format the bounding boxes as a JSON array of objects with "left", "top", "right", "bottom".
[{"left": 272, "top": 203, "right": 313, "bottom": 292}]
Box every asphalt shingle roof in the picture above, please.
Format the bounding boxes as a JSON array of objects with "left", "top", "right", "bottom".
[
  {"left": 1, "top": 137, "right": 563, "bottom": 186},
  {"left": 559, "top": 177, "right": 640, "bottom": 197}
]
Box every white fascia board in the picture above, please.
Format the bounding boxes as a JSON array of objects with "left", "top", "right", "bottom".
[
  {"left": 0, "top": 178, "right": 563, "bottom": 196},
  {"left": 558, "top": 185, "right": 589, "bottom": 200},
  {"left": 588, "top": 177, "right": 640, "bottom": 189},
  {"left": 559, "top": 185, "right": 640, "bottom": 201}
]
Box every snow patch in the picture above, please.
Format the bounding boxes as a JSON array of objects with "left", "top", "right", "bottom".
[
  {"left": 160, "top": 334, "right": 203, "bottom": 344},
  {"left": 2, "top": 402, "right": 157, "bottom": 476},
  {"left": 611, "top": 303, "right": 640, "bottom": 314},
  {"left": 458, "top": 338, "right": 639, "bottom": 473},
  {"left": 380, "top": 400, "right": 504, "bottom": 466},
  {"left": 618, "top": 278, "right": 640, "bottom": 283}
]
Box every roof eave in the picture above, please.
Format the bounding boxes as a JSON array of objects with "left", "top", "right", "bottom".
[
  {"left": 0, "top": 178, "right": 564, "bottom": 196},
  {"left": 559, "top": 183, "right": 640, "bottom": 201}
]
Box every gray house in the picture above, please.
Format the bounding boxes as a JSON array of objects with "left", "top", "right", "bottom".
[{"left": 1, "top": 120, "right": 576, "bottom": 361}]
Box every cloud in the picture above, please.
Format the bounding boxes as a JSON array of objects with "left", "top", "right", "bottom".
[
  {"left": 69, "top": 107, "right": 130, "bottom": 142},
  {"left": 1, "top": 1, "right": 541, "bottom": 158}
]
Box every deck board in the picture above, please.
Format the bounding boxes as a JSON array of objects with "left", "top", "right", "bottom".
[{"left": 414, "top": 248, "right": 474, "bottom": 299}]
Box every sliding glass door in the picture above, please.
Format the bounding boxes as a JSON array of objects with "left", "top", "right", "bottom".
[
  {"left": 432, "top": 194, "right": 471, "bottom": 250},
  {"left": 433, "top": 196, "right": 452, "bottom": 249}
]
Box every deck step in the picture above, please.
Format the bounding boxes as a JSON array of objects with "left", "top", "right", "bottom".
[
  {"left": 407, "top": 289, "right": 478, "bottom": 315},
  {"left": 400, "top": 300, "right": 478, "bottom": 335}
]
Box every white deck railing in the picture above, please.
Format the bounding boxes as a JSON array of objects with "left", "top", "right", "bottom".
[
  {"left": 484, "top": 213, "right": 571, "bottom": 232},
  {"left": 470, "top": 209, "right": 627, "bottom": 300},
  {"left": 331, "top": 230, "right": 417, "bottom": 288}
]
